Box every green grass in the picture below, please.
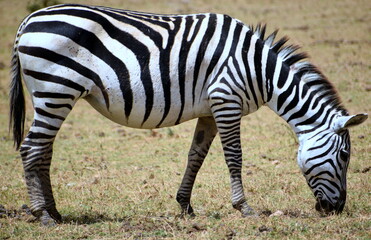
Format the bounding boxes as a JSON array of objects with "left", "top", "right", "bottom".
[{"left": 0, "top": 0, "right": 370, "bottom": 239}]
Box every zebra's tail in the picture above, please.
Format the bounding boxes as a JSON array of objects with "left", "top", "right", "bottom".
[{"left": 9, "top": 33, "right": 26, "bottom": 150}]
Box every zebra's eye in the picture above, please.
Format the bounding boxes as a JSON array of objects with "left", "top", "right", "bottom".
[{"left": 339, "top": 150, "right": 349, "bottom": 161}]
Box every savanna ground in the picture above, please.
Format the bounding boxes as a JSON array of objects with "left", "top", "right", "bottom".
[{"left": 0, "top": 0, "right": 370, "bottom": 239}]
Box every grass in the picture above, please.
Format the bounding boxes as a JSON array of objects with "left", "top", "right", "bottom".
[{"left": 0, "top": 0, "right": 370, "bottom": 239}]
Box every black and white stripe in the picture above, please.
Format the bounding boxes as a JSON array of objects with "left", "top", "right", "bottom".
[{"left": 9, "top": 4, "right": 367, "bottom": 225}]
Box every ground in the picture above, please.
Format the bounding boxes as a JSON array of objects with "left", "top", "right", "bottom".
[{"left": 0, "top": 0, "right": 370, "bottom": 239}]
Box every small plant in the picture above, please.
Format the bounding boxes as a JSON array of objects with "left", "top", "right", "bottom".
[{"left": 27, "top": 0, "right": 60, "bottom": 13}]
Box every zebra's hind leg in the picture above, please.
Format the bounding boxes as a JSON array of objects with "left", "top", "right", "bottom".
[
  {"left": 21, "top": 140, "right": 60, "bottom": 225},
  {"left": 176, "top": 117, "right": 217, "bottom": 216},
  {"left": 21, "top": 100, "right": 75, "bottom": 226}
]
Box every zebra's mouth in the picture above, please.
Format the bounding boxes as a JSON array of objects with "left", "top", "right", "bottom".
[{"left": 315, "top": 198, "right": 345, "bottom": 215}]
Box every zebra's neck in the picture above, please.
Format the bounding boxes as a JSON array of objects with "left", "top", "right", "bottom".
[
  {"left": 238, "top": 26, "right": 346, "bottom": 137},
  {"left": 239, "top": 27, "right": 349, "bottom": 137},
  {"left": 265, "top": 60, "right": 347, "bottom": 137}
]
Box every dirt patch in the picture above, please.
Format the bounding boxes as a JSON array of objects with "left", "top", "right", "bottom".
[
  {"left": 259, "top": 209, "right": 273, "bottom": 217},
  {"left": 283, "top": 209, "right": 309, "bottom": 218},
  {"left": 354, "top": 166, "right": 371, "bottom": 173},
  {"left": 120, "top": 216, "right": 186, "bottom": 238},
  {"left": 0, "top": 204, "right": 34, "bottom": 221},
  {"left": 258, "top": 225, "right": 272, "bottom": 232}
]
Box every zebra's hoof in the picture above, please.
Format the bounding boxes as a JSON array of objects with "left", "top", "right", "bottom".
[
  {"left": 240, "top": 203, "right": 258, "bottom": 217},
  {"left": 39, "top": 210, "right": 58, "bottom": 227},
  {"left": 178, "top": 204, "right": 196, "bottom": 218}
]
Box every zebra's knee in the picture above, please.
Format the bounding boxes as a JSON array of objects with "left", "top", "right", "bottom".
[{"left": 188, "top": 147, "right": 207, "bottom": 160}]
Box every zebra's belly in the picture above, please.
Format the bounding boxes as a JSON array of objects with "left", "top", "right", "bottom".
[{"left": 85, "top": 84, "right": 212, "bottom": 129}]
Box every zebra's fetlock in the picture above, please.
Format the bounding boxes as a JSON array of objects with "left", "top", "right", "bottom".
[
  {"left": 46, "top": 206, "right": 62, "bottom": 222},
  {"left": 231, "top": 198, "right": 255, "bottom": 216},
  {"left": 232, "top": 198, "right": 245, "bottom": 210},
  {"left": 176, "top": 195, "right": 195, "bottom": 216},
  {"left": 232, "top": 200, "right": 256, "bottom": 217}
]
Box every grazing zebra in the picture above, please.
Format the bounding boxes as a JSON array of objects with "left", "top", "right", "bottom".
[{"left": 10, "top": 4, "right": 367, "bottom": 225}]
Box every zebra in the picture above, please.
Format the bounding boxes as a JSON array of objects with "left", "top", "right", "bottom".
[{"left": 9, "top": 4, "right": 367, "bottom": 225}]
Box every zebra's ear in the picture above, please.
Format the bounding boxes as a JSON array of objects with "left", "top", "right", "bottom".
[{"left": 334, "top": 113, "right": 368, "bottom": 132}]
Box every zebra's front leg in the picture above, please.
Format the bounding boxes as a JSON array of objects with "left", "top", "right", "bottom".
[
  {"left": 220, "top": 125, "right": 255, "bottom": 217},
  {"left": 210, "top": 95, "right": 255, "bottom": 217},
  {"left": 176, "top": 117, "right": 217, "bottom": 216}
]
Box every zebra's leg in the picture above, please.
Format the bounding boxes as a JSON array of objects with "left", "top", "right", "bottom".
[
  {"left": 21, "top": 102, "right": 74, "bottom": 225},
  {"left": 176, "top": 117, "right": 217, "bottom": 216},
  {"left": 210, "top": 95, "right": 256, "bottom": 217}
]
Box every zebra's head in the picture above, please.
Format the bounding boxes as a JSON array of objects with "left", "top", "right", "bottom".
[{"left": 297, "top": 113, "right": 367, "bottom": 214}]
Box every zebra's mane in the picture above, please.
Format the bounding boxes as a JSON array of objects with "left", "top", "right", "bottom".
[{"left": 251, "top": 24, "right": 347, "bottom": 115}]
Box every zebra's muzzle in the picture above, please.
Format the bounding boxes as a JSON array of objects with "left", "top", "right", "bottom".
[
  {"left": 315, "top": 190, "right": 346, "bottom": 215},
  {"left": 315, "top": 199, "right": 335, "bottom": 214}
]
